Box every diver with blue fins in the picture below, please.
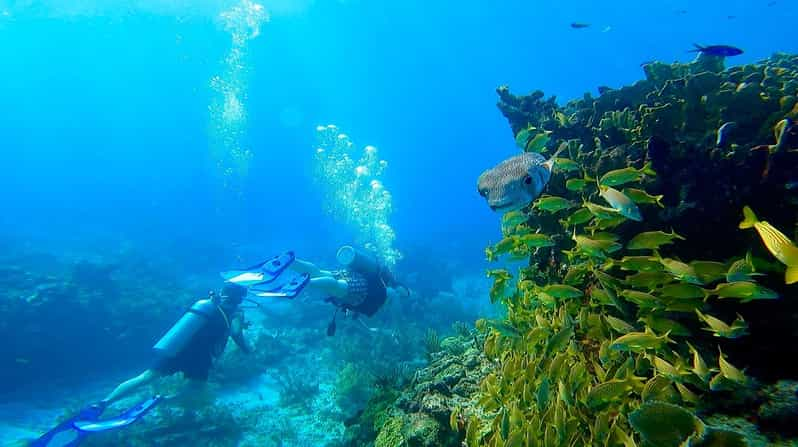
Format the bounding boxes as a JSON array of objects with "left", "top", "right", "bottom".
[
  {"left": 286, "top": 245, "right": 409, "bottom": 336},
  {"left": 32, "top": 252, "right": 309, "bottom": 447},
  {"left": 224, "top": 245, "right": 407, "bottom": 335},
  {"left": 31, "top": 248, "right": 397, "bottom": 445}
]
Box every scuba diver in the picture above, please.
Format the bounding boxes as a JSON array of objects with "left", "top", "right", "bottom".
[
  {"left": 32, "top": 249, "right": 390, "bottom": 445},
  {"left": 287, "top": 245, "right": 408, "bottom": 336},
  {"left": 33, "top": 254, "right": 309, "bottom": 447},
  {"left": 98, "top": 282, "right": 253, "bottom": 407},
  {"left": 223, "top": 245, "right": 407, "bottom": 335}
]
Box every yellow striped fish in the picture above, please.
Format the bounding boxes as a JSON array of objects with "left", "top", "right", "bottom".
[{"left": 739, "top": 206, "right": 798, "bottom": 284}]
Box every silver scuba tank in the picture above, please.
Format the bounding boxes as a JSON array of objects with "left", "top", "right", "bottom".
[
  {"left": 336, "top": 245, "right": 396, "bottom": 285},
  {"left": 152, "top": 297, "right": 218, "bottom": 357},
  {"left": 336, "top": 246, "right": 379, "bottom": 274}
]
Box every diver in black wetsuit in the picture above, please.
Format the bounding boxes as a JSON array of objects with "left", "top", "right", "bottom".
[
  {"left": 288, "top": 245, "right": 408, "bottom": 335},
  {"left": 96, "top": 283, "right": 252, "bottom": 410}
]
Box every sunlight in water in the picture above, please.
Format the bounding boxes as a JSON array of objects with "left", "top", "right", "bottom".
[
  {"left": 208, "top": 0, "right": 268, "bottom": 192},
  {"left": 314, "top": 125, "right": 401, "bottom": 267}
]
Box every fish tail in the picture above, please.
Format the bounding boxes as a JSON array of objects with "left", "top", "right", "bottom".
[
  {"left": 688, "top": 43, "right": 704, "bottom": 53},
  {"left": 785, "top": 265, "right": 798, "bottom": 284},
  {"left": 545, "top": 142, "right": 569, "bottom": 170},
  {"left": 738, "top": 206, "right": 758, "bottom": 229},
  {"left": 641, "top": 161, "right": 657, "bottom": 177},
  {"left": 655, "top": 194, "right": 665, "bottom": 208}
]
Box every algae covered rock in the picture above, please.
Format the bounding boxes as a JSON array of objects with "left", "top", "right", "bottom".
[
  {"left": 344, "top": 332, "right": 488, "bottom": 447},
  {"left": 467, "top": 52, "right": 798, "bottom": 447},
  {"left": 757, "top": 380, "right": 798, "bottom": 434},
  {"left": 373, "top": 413, "right": 441, "bottom": 447},
  {"left": 629, "top": 401, "right": 705, "bottom": 446}
]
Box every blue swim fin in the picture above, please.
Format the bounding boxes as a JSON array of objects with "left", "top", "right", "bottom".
[
  {"left": 31, "top": 403, "right": 105, "bottom": 447},
  {"left": 250, "top": 273, "right": 310, "bottom": 299},
  {"left": 74, "top": 395, "right": 162, "bottom": 433},
  {"left": 31, "top": 396, "right": 161, "bottom": 447},
  {"left": 220, "top": 251, "right": 295, "bottom": 286}
]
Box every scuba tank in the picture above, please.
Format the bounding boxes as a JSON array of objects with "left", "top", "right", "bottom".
[
  {"left": 336, "top": 245, "right": 385, "bottom": 275},
  {"left": 336, "top": 246, "right": 378, "bottom": 273},
  {"left": 152, "top": 292, "right": 219, "bottom": 358},
  {"left": 336, "top": 245, "right": 398, "bottom": 286}
]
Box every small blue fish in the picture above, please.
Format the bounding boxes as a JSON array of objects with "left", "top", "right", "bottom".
[{"left": 689, "top": 44, "right": 743, "bottom": 57}]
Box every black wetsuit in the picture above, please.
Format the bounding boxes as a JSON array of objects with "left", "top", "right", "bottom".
[
  {"left": 153, "top": 301, "right": 236, "bottom": 381},
  {"left": 331, "top": 268, "right": 388, "bottom": 317}
]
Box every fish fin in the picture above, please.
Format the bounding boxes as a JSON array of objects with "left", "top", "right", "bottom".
[
  {"left": 670, "top": 229, "right": 686, "bottom": 240},
  {"left": 543, "top": 142, "right": 570, "bottom": 171},
  {"left": 785, "top": 265, "right": 798, "bottom": 284},
  {"left": 738, "top": 206, "right": 758, "bottom": 229},
  {"left": 551, "top": 141, "right": 568, "bottom": 159},
  {"left": 641, "top": 161, "right": 657, "bottom": 177},
  {"left": 689, "top": 43, "right": 704, "bottom": 52}
]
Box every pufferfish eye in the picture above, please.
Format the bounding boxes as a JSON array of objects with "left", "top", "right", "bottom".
[{"left": 523, "top": 175, "right": 532, "bottom": 185}]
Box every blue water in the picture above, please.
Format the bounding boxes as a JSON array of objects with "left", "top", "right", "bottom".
[
  {"left": 1, "top": 0, "right": 797, "bottom": 444},
  {"left": 4, "top": 0, "right": 796, "bottom": 254}
]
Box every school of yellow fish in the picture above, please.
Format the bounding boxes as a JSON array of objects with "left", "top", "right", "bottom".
[{"left": 467, "top": 138, "right": 796, "bottom": 447}]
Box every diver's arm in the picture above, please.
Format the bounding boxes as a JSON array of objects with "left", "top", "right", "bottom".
[{"left": 230, "top": 313, "right": 252, "bottom": 354}]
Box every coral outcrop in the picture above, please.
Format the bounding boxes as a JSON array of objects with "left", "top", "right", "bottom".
[
  {"left": 343, "top": 330, "right": 488, "bottom": 447},
  {"left": 466, "top": 52, "right": 798, "bottom": 446},
  {"left": 355, "top": 53, "right": 798, "bottom": 447}
]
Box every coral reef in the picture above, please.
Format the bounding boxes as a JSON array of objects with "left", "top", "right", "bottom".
[
  {"left": 458, "top": 52, "right": 798, "bottom": 446},
  {"left": 334, "top": 362, "right": 374, "bottom": 418},
  {"left": 353, "top": 53, "right": 798, "bottom": 447},
  {"left": 342, "top": 330, "right": 489, "bottom": 447},
  {"left": 0, "top": 246, "right": 200, "bottom": 396}
]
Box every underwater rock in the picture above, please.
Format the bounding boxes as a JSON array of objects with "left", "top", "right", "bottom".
[
  {"left": 495, "top": 54, "right": 798, "bottom": 376},
  {"left": 470, "top": 52, "right": 798, "bottom": 447},
  {"left": 629, "top": 401, "right": 704, "bottom": 446},
  {"left": 343, "top": 333, "right": 486, "bottom": 447},
  {"left": 757, "top": 380, "right": 798, "bottom": 434},
  {"left": 496, "top": 86, "right": 560, "bottom": 137}
]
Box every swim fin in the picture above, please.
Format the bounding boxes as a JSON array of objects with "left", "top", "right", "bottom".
[
  {"left": 30, "top": 402, "right": 106, "bottom": 447},
  {"left": 250, "top": 273, "right": 310, "bottom": 299},
  {"left": 220, "top": 252, "right": 295, "bottom": 286},
  {"left": 74, "top": 395, "right": 162, "bottom": 432},
  {"left": 31, "top": 396, "right": 161, "bottom": 447}
]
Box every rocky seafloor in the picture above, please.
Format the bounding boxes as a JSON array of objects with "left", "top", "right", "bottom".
[{"left": 352, "top": 53, "right": 798, "bottom": 447}]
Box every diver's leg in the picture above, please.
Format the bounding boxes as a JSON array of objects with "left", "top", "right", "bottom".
[
  {"left": 308, "top": 276, "right": 349, "bottom": 298},
  {"left": 290, "top": 259, "right": 334, "bottom": 277},
  {"left": 102, "top": 369, "right": 160, "bottom": 405}
]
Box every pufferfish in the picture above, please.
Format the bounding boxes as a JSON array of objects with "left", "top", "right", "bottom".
[{"left": 477, "top": 146, "right": 565, "bottom": 212}]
